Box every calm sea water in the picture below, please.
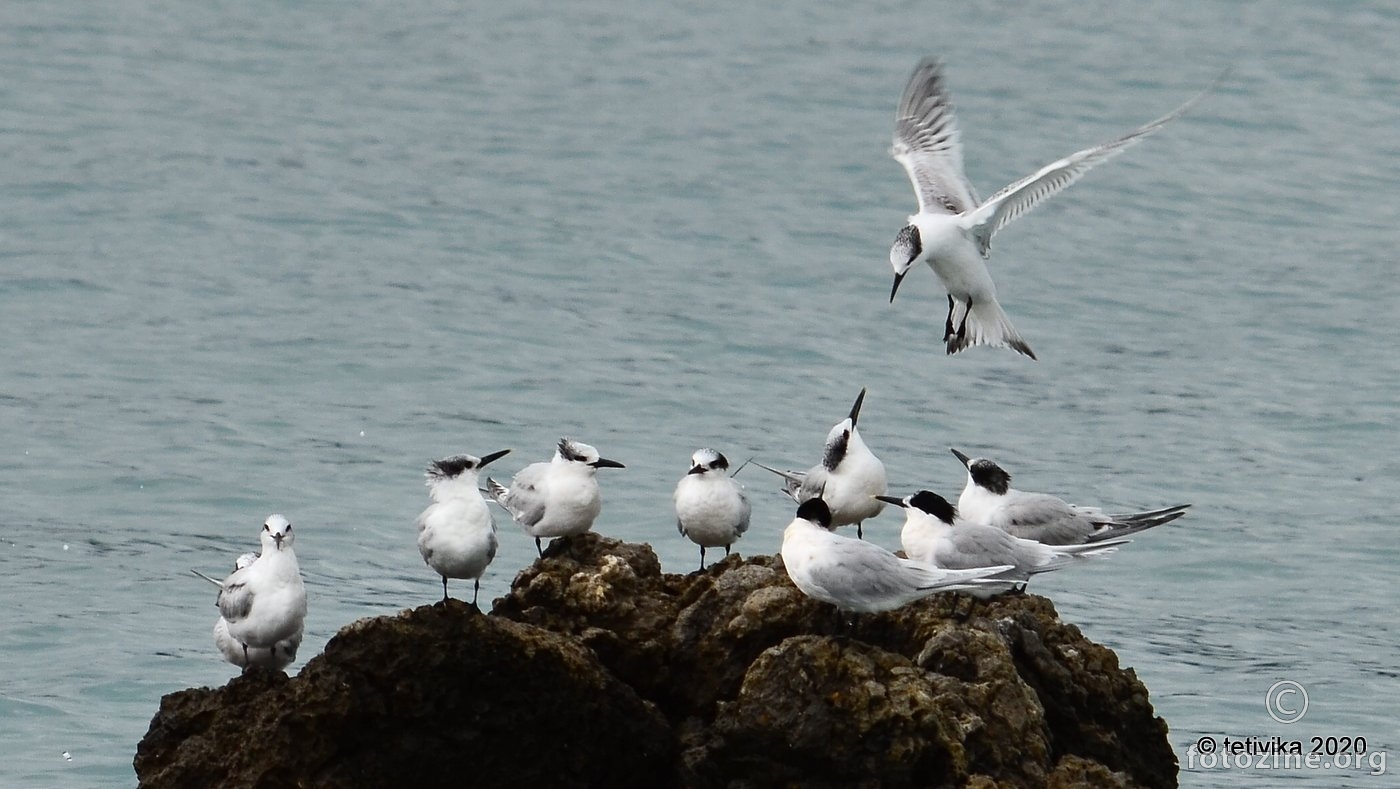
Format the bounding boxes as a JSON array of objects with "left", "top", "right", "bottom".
[{"left": 2, "top": 1, "right": 1398, "bottom": 785}]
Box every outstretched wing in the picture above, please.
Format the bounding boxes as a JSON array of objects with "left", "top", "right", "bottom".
[
  {"left": 965, "top": 77, "right": 1218, "bottom": 256},
  {"left": 891, "top": 57, "right": 979, "bottom": 216}
]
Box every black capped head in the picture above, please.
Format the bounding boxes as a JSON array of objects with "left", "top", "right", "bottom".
[
  {"left": 908, "top": 490, "right": 957, "bottom": 523},
  {"left": 822, "top": 429, "right": 850, "bottom": 472},
  {"left": 688, "top": 448, "right": 728, "bottom": 475},
  {"left": 796, "top": 497, "right": 832, "bottom": 529},
  {"left": 822, "top": 390, "right": 867, "bottom": 471},
  {"left": 888, "top": 225, "right": 922, "bottom": 302},
  {"left": 558, "top": 438, "right": 590, "bottom": 463},
  {"left": 428, "top": 455, "right": 477, "bottom": 479},
  {"left": 426, "top": 449, "right": 511, "bottom": 482},
  {"left": 967, "top": 459, "right": 1011, "bottom": 495},
  {"left": 556, "top": 438, "right": 624, "bottom": 468}
]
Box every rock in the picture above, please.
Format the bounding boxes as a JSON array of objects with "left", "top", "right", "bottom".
[
  {"left": 137, "top": 533, "right": 1176, "bottom": 788},
  {"left": 493, "top": 534, "right": 1176, "bottom": 788},
  {"left": 134, "top": 601, "right": 673, "bottom": 788}
]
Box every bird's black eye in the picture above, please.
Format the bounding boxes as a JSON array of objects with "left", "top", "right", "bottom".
[{"left": 263, "top": 524, "right": 270, "bottom": 531}]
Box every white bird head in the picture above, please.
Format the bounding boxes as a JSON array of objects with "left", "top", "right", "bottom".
[
  {"left": 261, "top": 514, "right": 294, "bottom": 552},
  {"left": 555, "top": 438, "right": 625, "bottom": 470},
  {"left": 888, "top": 224, "right": 922, "bottom": 302},
  {"left": 951, "top": 448, "right": 1011, "bottom": 495},
  {"left": 687, "top": 448, "right": 729, "bottom": 476}
]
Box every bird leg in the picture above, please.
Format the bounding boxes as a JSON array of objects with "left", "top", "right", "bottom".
[
  {"left": 535, "top": 537, "right": 543, "bottom": 558},
  {"left": 857, "top": 521, "right": 864, "bottom": 540},
  {"left": 698, "top": 546, "right": 706, "bottom": 571},
  {"left": 944, "top": 294, "right": 955, "bottom": 341},
  {"left": 472, "top": 578, "right": 480, "bottom": 607},
  {"left": 441, "top": 576, "right": 449, "bottom": 604}
]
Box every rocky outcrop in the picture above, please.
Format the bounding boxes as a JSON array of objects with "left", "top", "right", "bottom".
[
  {"left": 136, "top": 534, "right": 1176, "bottom": 788},
  {"left": 134, "top": 602, "right": 673, "bottom": 787}
]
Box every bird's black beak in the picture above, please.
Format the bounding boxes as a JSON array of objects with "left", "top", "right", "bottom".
[
  {"left": 686, "top": 464, "right": 705, "bottom": 475},
  {"left": 592, "top": 457, "right": 626, "bottom": 469},
  {"left": 889, "top": 272, "right": 906, "bottom": 303},
  {"left": 848, "top": 387, "right": 867, "bottom": 427},
  {"left": 480, "top": 449, "right": 512, "bottom": 468},
  {"left": 875, "top": 495, "right": 904, "bottom": 506},
  {"left": 950, "top": 448, "right": 971, "bottom": 468},
  {"left": 272, "top": 534, "right": 284, "bottom": 551}
]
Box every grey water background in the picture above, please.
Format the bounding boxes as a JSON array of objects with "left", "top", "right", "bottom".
[{"left": 2, "top": 0, "right": 1397, "bottom": 785}]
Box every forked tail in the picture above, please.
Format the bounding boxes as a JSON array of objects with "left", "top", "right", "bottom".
[
  {"left": 1086, "top": 504, "right": 1192, "bottom": 542},
  {"left": 946, "top": 296, "right": 1036, "bottom": 359}
]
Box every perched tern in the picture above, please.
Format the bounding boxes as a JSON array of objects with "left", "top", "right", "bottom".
[
  {"left": 488, "top": 438, "right": 625, "bottom": 557},
  {"left": 753, "top": 388, "right": 887, "bottom": 538},
  {"left": 879, "top": 491, "right": 1127, "bottom": 595},
  {"left": 417, "top": 450, "right": 511, "bottom": 604},
  {"left": 780, "top": 498, "right": 1011, "bottom": 613},
  {"left": 215, "top": 515, "right": 307, "bottom": 667},
  {"left": 194, "top": 552, "right": 301, "bottom": 671},
  {"left": 951, "top": 448, "right": 1190, "bottom": 544},
  {"left": 674, "top": 448, "right": 751, "bottom": 570},
  {"left": 888, "top": 57, "right": 1215, "bottom": 358}
]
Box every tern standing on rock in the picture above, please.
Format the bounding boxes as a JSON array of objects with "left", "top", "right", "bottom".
[
  {"left": 194, "top": 552, "right": 302, "bottom": 671},
  {"left": 216, "top": 514, "right": 307, "bottom": 667},
  {"left": 887, "top": 57, "right": 1215, "bottom": 358},
  {"left": 880, "top": 491, "right": 1128, "bottom": 595},
  {"left": 674, "top": 448, "right": 751, "bottom": 570},
  {"left": 488, "top": 438, "right": 625, "bottom": 557},
  {"left": 780, "top": 498, "right": 1011, "bottom": 613},
  {"left": 951, "top": 448, "right": 1190, "bottom": 545},
  {"left": 417, "top": 450, "right": 511, "bottom": 604},
  {"left": 753, "top": 388, "right": 888, "bottom": 538}
]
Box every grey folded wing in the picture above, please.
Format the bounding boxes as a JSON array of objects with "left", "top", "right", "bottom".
[
  {"left": 997, "top": 496, "right": 1090, "bottom": 544},
  {"left": 491, "top": 466, "right": 548, "bottom": 527},
  {"left": 733, "top": 485, "right": 753, "bottom": 536},
  {"left": 217, "top": 581, "right": 254, "bottom": 623},
  {"left": 504, "top": 484, "right": 546, "bottom": 527},
  {"left": 938, "top": 526, "right": 1027, "bottom": 570},
  {"left": 804, "top": 546, "right": 912, "bottom": 604},
  {"left": 794, "top": 466, "right": 826, "bottom": 504}
]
